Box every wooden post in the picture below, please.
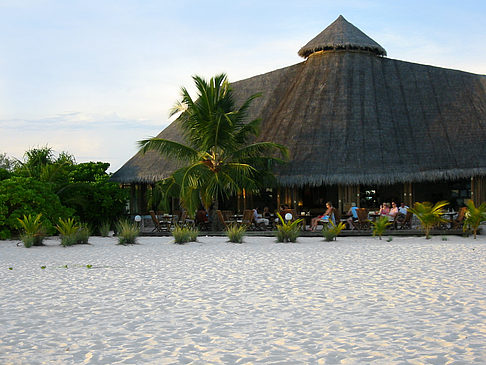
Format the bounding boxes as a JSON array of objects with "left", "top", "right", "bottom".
[
  {"left": 403, "top": 182, "right": 413, "bottom": 206},
  {"left": 338, "top": 185, "right": 360, "bottom": 212},
  {"left": 471, "top": 176, "right": 486, "bottom": 206}
]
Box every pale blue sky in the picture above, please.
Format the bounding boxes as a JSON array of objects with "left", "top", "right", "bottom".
[{"left": 1, "top": 0, "right": 485, "bottom": 171}]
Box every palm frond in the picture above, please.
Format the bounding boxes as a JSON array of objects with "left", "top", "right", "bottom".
[{"left": 138, "top": 138, "right": 198, "bottom": 161}]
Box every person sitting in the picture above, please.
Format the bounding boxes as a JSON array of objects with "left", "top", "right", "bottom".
[
  {"left": 379, "top": 203, "right": 391, "bottom": 216},
  {"left": 398, "top": 202, "right": 409, "bottom": 215},
  {"left": 346, "top": 202, "right": 359, "bottom": 230},
  {"left": 253, "top": 208, "right": 269, "bottom": 227},
  {"left": 310, "top": 201, "right": 334, "bottom": 231},
  {"left": 195, "top": 206, "right": 208, "bottom": 230}
]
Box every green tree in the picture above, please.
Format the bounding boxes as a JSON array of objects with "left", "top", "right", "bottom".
[
  {"left": 463, "top": 200, "right": 486, "bottom": 239},
  {"left": 408, "top": 201, "right": 449, "bottom": 239},
  {"left": 138, "top": 73, "right": 288, "bottom": 214},
  {"left": 0, "top": 177, "right": 74, "bottom": 239}
]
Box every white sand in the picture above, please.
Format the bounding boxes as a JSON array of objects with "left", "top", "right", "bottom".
[{"left": 1, "top": 235, "right": 486, "bottom": 364}]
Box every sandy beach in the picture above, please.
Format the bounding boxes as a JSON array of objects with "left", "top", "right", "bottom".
[{"left": 1, "top": 234, "right": 486, "bottom": 364}]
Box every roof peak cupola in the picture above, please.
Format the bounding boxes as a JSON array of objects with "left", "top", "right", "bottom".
[{"left": 298, "top": 15, "right": 387, "bottom": 58}]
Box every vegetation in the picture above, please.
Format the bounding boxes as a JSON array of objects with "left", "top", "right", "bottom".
[
  {"left": 275, "top": 213, "right": 303, "bottom": 243},
  {"left": 322, "top": 221, "right": 346, "bottom": 242},
  {"left": 56, "top": 218, "right": 90, "bottom": 246},
  {"left": 463, "top": 200, "right": 486, "bottom": 239},
  {"left": 172, "top": 225, "right": 198, "bottom": 244},
  {"left": 0, "top": 148, "right": 127, "bottom": 239},
  {"left": 408, "top": 201, "right": 449, "bottom": 239},
  {"left": 99, "top": 221, "right": 111, "bottom": 237},
  {"left": 138, "top": 73, "right": 288, "bottom": 215},
  {"left": 226, "top": 223, "right": 246, "bottom": 243},
  {"left": 17, "top": 214, "right": 46, "bottom": 247},
  {"left": 371, "top": 216, "right": 392, "bottom": 240},
  {"left": 115, "top": 220, "right": 139, "bottom": 245}
]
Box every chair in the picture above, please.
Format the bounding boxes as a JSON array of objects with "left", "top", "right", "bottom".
[
  {"left": 452, "top": 207, "right": 467, "bottom": 229},
  {"left": 396, "top": 211, "right": 413, "bottom": 229},
  {"left": 355, "top": 208, "right": 370, "bottom": 230},
  {"left": 149, "top": 210, "right": 170, "bottom": 232},
  {"left": 216, "top": 210, "right": 230, "bottom": 230}
]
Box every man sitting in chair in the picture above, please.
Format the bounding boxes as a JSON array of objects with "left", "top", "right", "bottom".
[
  {"left": 346, "top": 202, "right": 359, "bottom": 230},
  {"left": 253, "top": 208, "right": 269, "bottom": 227}
]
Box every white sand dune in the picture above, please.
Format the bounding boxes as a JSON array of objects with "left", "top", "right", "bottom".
[{"left": 1, "top": 235, "right": 486, "bottom": 364}]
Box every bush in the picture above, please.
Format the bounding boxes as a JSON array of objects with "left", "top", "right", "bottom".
[
  {"left": 17, "top": 214, "right": 46, "bottom": 247},
  {"left": 172, "top": 225, "right": 192, "bottom": 244},
  {"left": 226, "top": 224, "right": 246, "bottom": 243},
  {"left": 116, "top": 219, "right": 139, "bottom": 245},
  {"left": 322, "top": 221, "right": 346, "bottom": 241},
  {"left": 275, "top": 213, "right": 303, "bottom": 243},
  {"left": 463, "top": 200, "right": 486, "bottom": 239},
  {"left": 188, "top": 226, "right": 199, "bottom": 242},
  {"left": 408, "top": 201, "right": 449, "bottom": 239},
  {"left": 99, "top": 221, "right": 111, "bottom": 237},
  {"left": 0, "top": 177, "right": 73, "bottom": 239},
  {"left": 75, "top": 224, "right": 90, "bottom": 244}
]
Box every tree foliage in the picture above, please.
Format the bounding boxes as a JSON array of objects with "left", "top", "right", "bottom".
[{"left": 138, "top": 73, "right": 288, "bottom": 214}]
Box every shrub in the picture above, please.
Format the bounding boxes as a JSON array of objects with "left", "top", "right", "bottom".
[
  {"left": 172, "top": 225, "right": 192, "bottom": 244},
  {"left": 322, "top": 221, "right": 346, "bottom": 242},
  {"left": 0, "top": 177, "right": 73, "bottom": 239},
  {"left": 408, "top": 201, "right": 449, "bottom": 239},
  {"left": 463, "top": 200, "right": 486, "bottom": 239},
  {"left": 275, "top": 213, "right": 303, "bottom": 243},
  {"left": 17, "top": 213, "right": 46, "bottom": 247},
  {"left": 116, "top": 219, "right": 139, "bottom": 245},
  {"left": 371, "top": 216, "right": 392, "bottom": 240},
  {"left": 188, "top": 226, "right": 199, "bottom": 242},
  {"left": 75, "top": 223, "right": 90, "bottom": 244},
  {"left": 56, "top": 217, "right": 79, "bottom": 246},
  {"left": 226, "top": 223, "right": 246, "bottom": 243},
  {"left": 99, "top": 221, "right": 111, "bottom": 237}
]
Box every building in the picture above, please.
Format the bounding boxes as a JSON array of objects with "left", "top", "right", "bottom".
[{"left": 111, "top": 16, "right": 486, "bottom": 214}]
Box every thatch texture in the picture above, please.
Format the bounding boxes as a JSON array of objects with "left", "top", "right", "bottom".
[
  {"left": 111, "top": 17, "right": 486, "bottom": 186},
  {"left": 298, "top": 15, "right": 387, "bottom": 58}
]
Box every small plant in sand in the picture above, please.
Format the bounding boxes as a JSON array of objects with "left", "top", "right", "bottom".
[
  {"left": 386, "top": 236, "right": 393, "bottom": 242},
  {"left": 99, "top": 221, "right": 111, "bottom": 237},
  {"left": 75, "top": 223, "right": 90, "bottom": 244},
  {"left": 322, "top": 221, "right": 346, "bottom": 242},
  {"left": 408, "top": 201, "right": 449, "bottom": 239},
  {"left": 115, "top": 219, "right": 139, "bottom": 245},
  {"left": 226, "top": 223, "right": 246, "bottom": 243},
  {"left": 172, "top": 225, "right": 192, "bottom": 244},
  {"left": 188, "top": 226, "right": 199, "bottom": 242},
  {"left": 463, "top": 200, "right": 486, "bottom": 239},
  {"left": 371, "top": 216, "right": 392, "bottom": 240},
  {"left": 17, "top": 213, "right": 46, "bottom": 247},
  {"left": 275, "top": 213, "right": 303, "bottom": 243},
  {"left": 56, "top": 217, "right": 79, "bottom": 246}
]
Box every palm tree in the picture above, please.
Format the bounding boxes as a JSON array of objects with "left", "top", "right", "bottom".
[
  {"left": 463, "top": 200, "right": 486, "bottom": 239},
  {"left": 408, "top": 201, "right": 449, "bottom": 239},
  {"left": 138, "top": 73, "right": 288, "bottom": 215}
]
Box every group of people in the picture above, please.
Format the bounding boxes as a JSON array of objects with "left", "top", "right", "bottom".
[{"left": 377, "top": 202, "right": 409, "bottom": 220}]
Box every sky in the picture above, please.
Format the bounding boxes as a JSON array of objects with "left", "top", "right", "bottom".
[{"left": 1, "top": 0, "right": 485, "bottom": 172}]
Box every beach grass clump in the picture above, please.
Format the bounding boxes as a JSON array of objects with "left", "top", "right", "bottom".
[
  {"left": 115, "top": 219, "right": 139, "bottom": 245},
  {"left": 172, "top": 225, "right": 191, "bottom": 244},
  {"left": 275, "top": 213, "right": 303, "bottom": 243},
  {"left": 322, "top": 221, "right": 346, "bottom": 242},
  {"left": 99, "top": 221, "right": 111, "bottom": 237},
  {"left": 371, "top": 216, "right": 392, "bottom": 240},
  {"left": 226, "top": 223, "right": 246, "bottom": 243},
  {"left": 75, "top": 223, "right": 90, "bottom": 244},
  {"left": 17, "top": 213, "right": 46, "bottom": 247},
  {"left": 188, "top": 226, "right": 199, "bottom": 242}
]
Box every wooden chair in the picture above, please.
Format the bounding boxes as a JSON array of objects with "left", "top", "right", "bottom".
[
  {"left": 149, "top": 210, "right": 170, "bottom": 232},
  {"left": 355, "top": 208, "right": 370, "bottom": 230},
  {"left": 452, "top": 207, "right": 467, "bottom": 229},
  {"left": 396, "top": 211, "right": 413, "bottom": 229},
  {"left": 216, "top": 210, "right": 231, "bottom": 230}
]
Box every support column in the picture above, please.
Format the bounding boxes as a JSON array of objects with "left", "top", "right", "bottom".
[
  {"left": 338, "top": 185, "right": 360, "bottom": 212},
  {"left": 403, "top": 182, "right": 413, "bottom": 206},
  {"left": 471, "top": 176, "right": 486, "bottom": 206}
]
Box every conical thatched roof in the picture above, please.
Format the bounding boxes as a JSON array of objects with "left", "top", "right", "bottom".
[
  {"left": 298, "top": 15, "right": 387, "bottom": 58},
  {"left": 112, "top": 16, "right": 486, "bottom": 186}
]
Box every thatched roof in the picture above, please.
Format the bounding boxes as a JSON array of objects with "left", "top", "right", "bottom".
[
  {"left": 298, "top": 15, "right": 387, "bottom": 58},
  {"left": 112, "top": 16, "right": 486, "bottom": 186}
]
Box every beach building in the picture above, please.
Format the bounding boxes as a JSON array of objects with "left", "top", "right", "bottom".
[{"left": 111, "top": 16, "right": 486, "bottom": 215}]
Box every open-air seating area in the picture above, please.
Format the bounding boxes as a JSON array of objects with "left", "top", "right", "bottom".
[{"left": 137, "top": 207, "right": 469, "bottom": 235}]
